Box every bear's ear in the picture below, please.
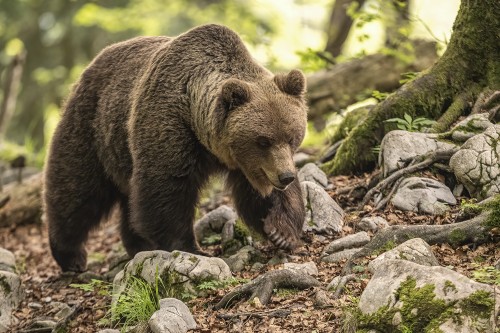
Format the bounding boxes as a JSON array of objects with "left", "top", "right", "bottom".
[
  {"left": 274, "top": 69, "right": 306, "bottom": 97},
  {"left": 220, "top": 79, "right": 251, "bottom": 111}
]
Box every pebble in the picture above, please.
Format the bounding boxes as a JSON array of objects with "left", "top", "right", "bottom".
[{"left": 28, "top": 302, "right": 43, "bottom": 309}]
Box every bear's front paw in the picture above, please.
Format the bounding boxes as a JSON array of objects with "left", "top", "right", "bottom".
[{"left": 263, "top": 219, "right": 302, "bottom": 250}]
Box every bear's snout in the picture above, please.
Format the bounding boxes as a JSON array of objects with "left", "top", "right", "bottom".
[{"left": 278, "top": 171, "right": 295, "bottom": 187}]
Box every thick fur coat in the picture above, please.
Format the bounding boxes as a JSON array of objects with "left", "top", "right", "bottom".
[{"left": 44, "top": 24, "right": 308, "bottom": 272}]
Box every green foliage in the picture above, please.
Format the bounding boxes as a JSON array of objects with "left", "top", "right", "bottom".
[
  {"left": 200, "top": 234, "right": 221, "bottom": 246},
  {"left": 399, "top": 71, "right": 419, "bottom": 84},
  {"left": 70, "top": 270, "right": 174, "bottom": 332},
  {"left": 384, "top": 113, "right": 436, "bottom": 132},
  {"left": 371, "top": 90, "right": 390, "bottom": 101},
  {"left": 471, "top": 265, "right": 500, "bottom": 285},
  {"left": 296, "top": 48, "right": 333, "bottom": 73}
]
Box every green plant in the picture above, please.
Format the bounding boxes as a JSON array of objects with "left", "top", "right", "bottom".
[
  {"left": 371, "top": 90, "right": 390, "bottom": 101},
  {"left": 399, "top": 71, "right": 419, "bottom": 84},
  {"left": 384, "top": 113, "right": 436, "bottom": 132},
  {"left": 70, "top": 270, "right": 170, "bottom": 332}
]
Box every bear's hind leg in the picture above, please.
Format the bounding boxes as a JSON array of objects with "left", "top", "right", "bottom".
[
  {"left": 118, "top": 195, "right": 155, "bottom": 257},
  {"left": 45, "top": 112, "right": 118, "bottom": 272}
]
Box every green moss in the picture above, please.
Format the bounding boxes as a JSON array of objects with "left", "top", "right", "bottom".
[
  {"left": 172, "top": 251, "right": 181, "bottom": 258},
  {"left": 443, "top": 280, "right": 457, "bottom": 296},
  {"left": 460, "top": 290, "right": 495, "bottom": 321},
  {"left": 449, "top": 229, "right": 467, "bottom": 245},
  {"left": 329, "top": 105, "right": 371, "bottom": 144},
  {"left": 372, "top": 240, "right": 397, "bottom": 256},
  {"left": 483, "top": 195, "right": 500, "bottom": 228},
  {"left": 0, "top": 275, "right": 11, "bottom": 293},
  {"left": 358, "top": 277, "right": 452, "bottom": 332}
]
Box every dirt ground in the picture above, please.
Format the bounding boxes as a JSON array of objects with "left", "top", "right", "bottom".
[{"left": 1, "top": 172, "right": 499, "bottom": 332}]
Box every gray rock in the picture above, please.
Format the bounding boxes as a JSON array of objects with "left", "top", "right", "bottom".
[
  {"left": 30, "top": 320, "right": 57, "bottom": 329},
  {"left": 450, "top": 113, "right": 494, "bottom": 142},
  {"left": 222, "top": 246, "right": 258, "bottom": 273},
  {"left": 380, "top": 130, "right": 458, "bottom": 177},
  {"left": 301, "top": 181, "right": 344, "bottom": 235},
  {"left": 0, "top": 248, "right": 16, "bottom": 273},
  {"left": 323, "top": 232, "right": 370, "bottom": 255},
  {"left": 321, "top": 248, "right": 360, "bottom": 263},
  {"left": 391, "top": 177, "right": 456, "bottom": 215},
  {"left": 369, "top": 238, "right": 440, "bottom": 271},
  {"left": 357, "top": 216, "right": 389, "bottom": 233},
  {"left": 293, "top": 152, "right": 312, "bottom": 167},
  {"left": 0, "top": 268, "right": 23, "bottom": 332},
  {"left": 283, "top": 262, "right": 318, "bottom": 276},
  {"left": 450, "top": 125, "right": 500, "bottom": 199},
  {"left": 149, "top": 298, "right": 196, "bottom": 333},
  {"left": 193, "top": 205, "right": 237, "bottom": 241},
  {"left": 359, "top": 259, "right": 500, "bottom": 332},
  {"left": 113, "top": 251, "right": 231, "bottom": 306},
  {"left": 298, "top": 163, "right": 328, "bottom": 188}
]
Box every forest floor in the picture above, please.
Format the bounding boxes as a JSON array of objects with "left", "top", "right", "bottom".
[{"left": 1, "top": 171, "right": 499, "bottom": 333}]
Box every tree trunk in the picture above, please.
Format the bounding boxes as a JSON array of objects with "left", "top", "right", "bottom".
[
  {"left": 324, "top": 0, "right": 500, "bottom": 175},
  {"left": 324, "top": 0, "right": 366, "bottom": 57}
]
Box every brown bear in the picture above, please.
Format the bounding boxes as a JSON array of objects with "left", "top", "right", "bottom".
[{"left": 44, "top": 24, "right": 308, "bottom": 272}]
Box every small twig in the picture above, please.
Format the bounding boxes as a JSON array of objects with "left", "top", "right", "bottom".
[
  {"left": 330, "top": 274, "right": 357, "bottom": 299},
  {"left": 358, "top": 149, "right": 456, "bottom": 210},
  {"left": 217, "top": 308, "right": 291, "bottom": 320},
  {"left": 373, "top": 177, "right": 404, "bottom": 211}
]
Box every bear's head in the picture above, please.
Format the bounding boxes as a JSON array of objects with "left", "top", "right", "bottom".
[{"left": 218, "top": 69, "right": 308, "bottom": 197}]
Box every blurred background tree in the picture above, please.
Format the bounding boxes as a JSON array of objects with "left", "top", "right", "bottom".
[{"left": 0, "top": 0, "right": 459, "bottom": 167}]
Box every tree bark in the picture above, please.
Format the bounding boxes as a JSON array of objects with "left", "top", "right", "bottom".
[{"left": 325, "top": 0, "right": 500, "bottom": 175}]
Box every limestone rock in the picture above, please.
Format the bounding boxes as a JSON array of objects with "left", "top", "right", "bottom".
[
  {"left": 359, "top": 259, "right": 500, "bottom": 332},
  {"left": 380, "top": 130, "right": 458, "bottom": 176},
  {"left": 149, "top": 298, "right": 196, "bottom": 333},
  {"left": 450, "top": 113, "right": 494, "bottom": 142},
  {"left": 0, "top": 248, "right": 23, "bottom": 333},
  {"left": 357, "top": 216, "right": 389, "bottom": 233},
  {"left": 293, "top": 152, "right": 312, "bottom": 167},
  {"left": 391, "top": 177, "right": 456, "bottom": 215},
  {"left": 450, "top": 125, "right": 500, "bottom": 199},
  {"left": 193, "top": 205, "right": 237, "bottom": 241},
  {"left": 301, "top": 181, "right": 344, "bottom": 235},
  {"left": 222, "top": 246, "right": 261, "bottom": 273},
  {"left": 322, "top": 232, "right": 370, "bottom": 255},
  {"left": 113, "top": 251, "right": 231, "bottom": 304},
  {"left": 0, "top": 248, "right": 16, "bottom": 273},
  {"left": 369, "top": 238, "right": 440, "bottom": 271},
  {"left": 298, "top": 163, "right": 328, "bottom": 188},
  {"left": 283, "top": 262, "right": 318, "bottom": 276}
]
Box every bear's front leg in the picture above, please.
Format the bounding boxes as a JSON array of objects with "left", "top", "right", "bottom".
[{"left": 228, "top": 171, "right": 305, "bottom": 250}]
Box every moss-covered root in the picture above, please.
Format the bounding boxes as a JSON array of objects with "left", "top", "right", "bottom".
[
  {"left": 432, "top": 85, "right": 482, "bottom": 133},
  {"left": 341, "top": 213, "right": 490, "bottom": 275},
  {"left": 324, "top": 0, "right": 500, "bottom": 176}
]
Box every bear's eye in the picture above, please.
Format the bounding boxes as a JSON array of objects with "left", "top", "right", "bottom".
[{"left": 257, "top": 136, "right": 272, "bottom": 148}]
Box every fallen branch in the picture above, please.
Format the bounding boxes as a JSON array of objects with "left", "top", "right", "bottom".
[
  {"left": 342, "top": 213, "right": 491, "bottom": 275},
  {"left": 214, "top": 269, "right": 321, "bottom": 309}
]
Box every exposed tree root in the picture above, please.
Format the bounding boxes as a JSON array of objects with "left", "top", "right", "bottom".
[
  {"left": 341, "top": 213, "right": 491, "bottom": 275},
  {"left": 214, "top": 269, "right": 321, "bottom": 309},
  {"left": 358, "top": 149, "right": 456, "bottom": 210},
  {"left": 217, "top": 308, "right": 291, "bottom": 320}
]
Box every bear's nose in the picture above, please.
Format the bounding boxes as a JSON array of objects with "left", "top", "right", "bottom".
[{"left": 278, "top": 172, "right": 295, "bottom": 186}]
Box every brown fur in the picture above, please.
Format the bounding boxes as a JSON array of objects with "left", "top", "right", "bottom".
[{"left": 44, "top": 24, "right": 308, "bottom": 272}]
